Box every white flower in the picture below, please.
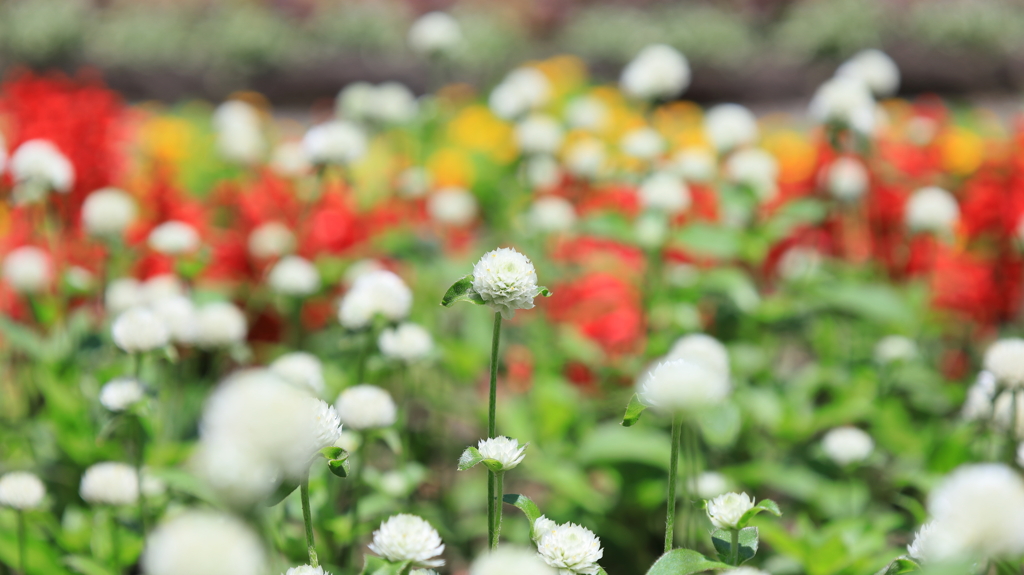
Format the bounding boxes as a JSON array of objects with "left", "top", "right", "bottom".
[
  {"left": 821, "top": 427, "right": 874, "bottom": 466},
  {"left": 191, "top": 436, "right": 281, "bottom": 507},
  {"left": 312, "top": 399, "right": 344, "bottom": 452},
  {"left": 195, "top": 302, "right": 247, "bottom": 348},
  {"left": 106, "top": 278, "right": 144, "bottom": 315},
  {"left": 471, "top": 247, "right": 542, "bottom": 319},
  {"left": 533, "top": 516, "right": 557, "bottom": 542},
  {"left": 0, "top": 472, "right": 46, "bottom": 510},
  {"left": 336, "top": 430, "right": 361, "bottom": 453},
  {"left": 666, "top": 333, "right": 730, "bottom": 378},
  {"left": 427, "top": 187, "right": 478, "bottom": 226},
  {"left": 489, "top": 68, "right": 551, "bottom": 120},
  {"left": 528, "top": 196, "right": 576, "bottom": 233},
  {"left": 726, "top": 148, "right": 778, "bottom": 201},
  {"left": 335, "top": 384, "right": 397, "bottom": 430},
  {"left": 536, "top": 521, "right": 604, "bottom": 575},
  {"left": 634, "top": 213, "right": 669, "bottom": 249},
  {"left": 148, "top": 221, "right": 200, "bottom": 255},
  {"left": 142, "top": 275, "right": 185, "bottom": 305},
  {"left": 696, "top": 471, "right": 729, "bottom": 499},
  {"left": 2, "top": 246, "right": 52, "bottom": 293},
  {"left": 112, "top": 307, "right": 170, "bottom": 353},
  {"left": 620, "top": 127, "right": 665, "bottom": 160},
  {"left": 907, "top": 521, "right": 937, "bottom": 562},
  {"left": 151, "top": 295, "right": 199, "bottom": 344},
  {"left": 337, "top": 82, "right": 376, "bottom": 120},
  {"left": 268, "top": 255, "right": 320, "bottom": 297},
  {"left": 368, "top": 514, "right": 445, "bottom": 568},
  {"left": 82, "top": 187, "right": 137, "bottom": 237},
  {"left": 80, "top": 462, "right": 138, "bottom": 506},
  {"left": 826, "top": 157, "right": 869, "bottom": 201},
  {"left": 270, "top": 352, "right": 325, "bottom": 395},
  {"left": 344, "top": 259, "right": 386, "bottom": 284},
  {"left": 620, "top": 44, "right": 690, "bottom": 101},
  {"left": 905, "top": 186, "right": 959, "bottom": 234},
  {"left": 704, "top": 104, "right": 758, "bottom": 152},
  {"left": 984, "top": 338, "right": 1024, "bottom": 388},
  {"left": 476, "top": 436, "right": 527, "bottom": 471},
  {"left": 372, "top": 82, "right": 419, "bottom": 124},
  {"left": 397, "top": 167, "right": 433, "bottom": 199},
  {"left": 515, "top": 115, "right": 564, "bottom": 156},
  {"left": 408, "top": 11, "right": 462, "bottom": 56},
  {"left": 141, "top": 510, "right": 267, "bottom": 575},
  {"left": 962, "top": 372, "right": 997, "bottom": 421},
  {"left": 378, "top": 323, "right": 434, "bottom": 362},
  {"left": 469, "top": 547, "right": 557, "bottom": 575},
  {"left": 524, "top": 155, "right": 562, "bottom": 190},
  {"left": 100, "top": 377, "right": 145, "bottom": 412},
  {"left": 924, "top": 463, "right": 1024, "bottom": 560},
  {"left": 836, "top": 49, "right": 900, "bottom": 97},
  {"left": 9, "top": 139, "right": 74, "bottom": 202},
  {"left": 874, "top": 335, "right": 918, "bottom": 365},
  {"left": 639, "top": 172, "right": 691, "bottom": 214},
  {"left": 213, "top": 100, "right": 265, "bottom": 165},
  {"left": 673, "top": 148, "right": 716, "bottom": 183},
  {"left": 777, "top": 246, "right": 822, "bottom": 281},
  {"left": 248, "top": 221, "right": 295, "bottom": 260},
  {"left": 338, "top": 269, "right": 412, "bottom": 329},
  {"left": 565, "top": 96, "right": 608, "bottom": 131},
  {"left": 271, "top": 141, "right": 310, "bottom": 177},
  {"left": 637, "top": 358, "right": 731, "bottom": 414},
  {"left": 65, "top": 266, "right": 94, "bottom": 292},
  {"left": 564, "top": 139, "right": 606, "bottom": 179},
  {"left": 809, "top": 76, "right": 876, "bottom": 133},
  {"left": 303, "top": 121, "right": 367, "bottom": 165},
  {"left": 992, "top": 391, "right": 1024, "bottom": 439},
  {"left": 285, "top": 565, "right": 328, "bottom": 575},
  {"left": 706, "top": 492, "right": 755, "bottom": 530}
]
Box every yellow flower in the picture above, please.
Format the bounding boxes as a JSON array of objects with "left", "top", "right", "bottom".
[
  {"left": 763, "top": 130, "right": 816, "bottom": 185},
  {"left": 939, "top": 127, "right": 984, "bottom": 176}
]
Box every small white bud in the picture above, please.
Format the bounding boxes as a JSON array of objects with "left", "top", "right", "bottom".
[
  {"left": 706, "top": 492, "right": 755, "bottom": 530},
  {"left": 821, "top": 426, "right": 874, "bottom": 466},
  {"left": 81, "top": 187, "right": 137, "bottom": 237},
  {"left": 148, "top": 221, "right": 200, "bottom": 255},
  {"left": 195, "top": 302, "right": 247, "bottom": 348},
  {"left": 378, "top": 323, "right": 434, "bottom": 362},
  {"left": 0, "top": 471, "right": 46, "bottom": 510},
  {"left": 100, "top": 377, "right": 145, "bottom": 412},
  {"left": 268, "top": 255, "right": 320, "bottom": 297},
  {"left": 2, "top": 246, "right": 52, "bottom": 293},
  {"left": 112, "top": 307, "right": 170, "bottom": 353},
  {"left": 620, "top": 44, "right": 690, "bottom": 101},
  {"left": 80, "top": 462, "right": 138, "bottom": 506},
  {"left": 476, "top": 436, "right": 527, "bottom": 471},
  {"left": 427, "top": 187, "right": 478, "bottom": 226}
]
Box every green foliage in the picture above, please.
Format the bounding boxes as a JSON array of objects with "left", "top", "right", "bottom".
[
  {"left": 712, "top": 527, "right": 759, "bottom": 564},
  {"left": 645, "top": 549, "right": 731, "bottom": 575}
]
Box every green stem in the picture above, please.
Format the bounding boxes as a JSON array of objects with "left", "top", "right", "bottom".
[
  {"left": 349, "top": 434, "right": 370, "bottom": 570},
  {"left": 491, "top": 471, "right": 505, "bottom": 550},
  {"left": 110, "top": 510, "right": 121, "bottom": 574},
  {"left": 17, "top": 510, "right": 25, "bottom": 575},
  {"left": 488, "top": 312, "right": 502, "bottom": 438},
  {"left": 134, "top": 416, "right": 148, "bottom": 534},
  {"left": 666, "top": 414, "right": 681, "bottom": 553},
  {"left": 300, "top": 475, "right": 319, "bottom": 568},
  {"left": 1008, "top": 389, "right": 1019, "bottom": 467},
  {"left": 730, "top": 528, "right": 740, "bottom": 566},
  {"left": 356, "top": 326, "right": 376, "bottom": 384}
]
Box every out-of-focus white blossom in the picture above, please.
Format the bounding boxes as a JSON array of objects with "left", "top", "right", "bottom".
[
  {"left": 476, "top": 436, "right": 527, "bottom": 471},
  {"left": 666, "top": 333, "right": 730, "bottom": 378},
  {"left": 271, "top": 141, "right": 310, "bottom": 177},
  {"left": 984, "top": 338, "right": 1024, "bottom": 388},
  {"left": 2, "top": 246, "right": 52, "bottom": 293},
  {"left": 10, "top": 139, "right": 74, "bottom": 202},
  {"left": 141, "top": 275, "right": 185, "bottom": 305},
  {"left": 212, "top": 100, "right": 265, "bottom": 165},
  {"left": 0, "top": 472, "right": 46, "bottom": 510},
  {"left": 469, "top": 547, "right": 556, "bottom": 575},
  {"left": 809, "top": 76, "right": 877, "bottom": 133},
  {"left": 338, "top": 269, "right": 412, "bottom": 329},
  {"left": 696, "top": 471, "right": 729, "bottom": 499},
  {"left": 620, "top": 44, "right": 690, "bottom": 101},
  {"left": 80, "top": 462, "right": 138, "bottom": 506},
  {"left": 344, "top": 259, "right": 386, "bottom": 284},
  {"left": 704, "top": 104, "right": 758, "bottom": 152},
  {"left": 148, "top": 221, "right": 200, "bottom": 255},
  {"left": 821, "top": 427, "right": 874, "bottom": 466},
  {"left": 874, "top": 335, "right": 918, "bottom": 365},
  {"left": 195, "top": 302, "right": 247, "bottom": 348},
  {"left": 637, "top": 358, "right": 731, "bottom": 414},
  {"left": 565, "top": 96, "right": 608, "bottom": 132},
  {"left": 777, "top": 246, "right": 822, "bottom": 282},
  {"left": 992, "top": 391, "right": 1024, "bottom": 439},
  {"left": 378, "top": 323, "right": 434, "bottom": 362},
  {"left": 489, "top": 68, "right": 551, "bottom": 120},
  {"left": 962, "top": 371, "right": 997, "bottom": 422},
  {"left": 248, "top": 221, "right": 295, "bottom": 260},
  {"left": 285, "top": 566, "right": 327, "bottom": 575},
  {"left": 836, "top": 49, "right": 900, "bottom": 97},
  {"left": 106, "top": 278, "right": 144, "bottom": 315},
  {"left": 268, "top": 255, "right": 320, "bottom": 297},
  {"left": 826, "top": 157, "right": 869, "bottom": 201},
  {"left": 82, "top": 188, "right": 137, "bottom": 237},
  {"left": 536, "top": 520, "right": 604, "bottom": 575},
  {"left": 673, "top": 148, "right": 716, "bottom": 183},
  {"left": 397, "top": 167, "right": 433, "bottom": 199},
  {"left": 408, "top": 11, "right": 462, "bottom": 56},
  {"left": 524, "top": 155, "right": 562, "bottom": 190},
  {"left": 368, "top": 514, "right": 445, "bottom": 567},
  {"left": 270, "top": 352, "right": 325, "bottom": 395},
  {"left": 564, "top": 139, "right": 606, "bottom": 179},
  {"left": 515, "top": 114, "right": 564, "bottom": 155},
  {"left": 338, "top": 82, "right": 376, "bottom": 120},
  {"left": 905, "top": 186, "right": 959, "bottom": 234},
  {"left": 151, "top": 295, "right": 199, "bottom": 344},
  {"left": 335, "top": 384, "right": 397, "bottom": 430},
  {"left": 303, "top": 121, "right": 367, "bottom": 165},
  {"left": 112, "top": 307, "right": 170, "bottom": 353},
  {"left": 472, "top": 247, "right": 542, "bottom": 319},
  {"left": 528, "top": 195, "right": 576, "bottom": 233},
  {"left": 706, "top": 492, "right": 755, "bottom": 529},
  {"left": 142, "top": 510, "right": 267, "bottom": 575},
  {"left": 100, "top": 378, "right": 145, "bottom": 412},
  {"left": 639, "top": 172, "right": 691, "bottom": 214},
  {"left": 726, "top": 148, "right": 778, "bottom": 201},
  {"left": 907, "top": 521, "right": 936, "bottom": 562},
  {"left": 620, "top": 127, "right": 665, "bottom": 160},
  {"left": 372, "top": 82, "right": 419, "bottom": 124},
  {"left": 427, "top": 187, "right": 478, "bottom": 226}
]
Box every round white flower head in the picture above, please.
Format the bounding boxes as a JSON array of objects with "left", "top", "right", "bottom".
[
  {"left": 303, "top": 121, "right": 367, "bottom": 166},
  {"left": 533, "top": 516, "right": 557, "bottom": 542},
  {"left": 142, "top": 275, "right": 185, "bottom": 305},
  {"left": 271, "top": 141, "right": 310, "bottom": 178},
  {"left": 100, "top": 377, "right": 145, "bottom": 412},
  {"left": 704, "top": 104, "right": 758, "bottom": 152},
  {"left": 528, "top": 196, "right": 576, "bottom": 233},
  {"left": 106, "top": 278, "right": 144, "bottom": 315},
  {"left": 620, "top": 44, "right": 690, "bottom": 101},
  {"left": 634, "top": 212, "right": 669, "bottom": 249},
  {"left": 826, "top": 157, "right": 869, "bottom": 201},
  {"left": 821, "top": 427, "right": 874, "bottom": 466},
  {"left": 338, "top": 269, "right": 412, "bottom": 329},
  {"left": 337, "top": 82, "right": 376, "bottom": 121},
  {"left": 809, "top": 76, "right": 876, "bottom": 132},
  {"left": 112, "top": 306, "right": 170, "bottom": 353},
  {"left": 0, "top": 471, "right": 46, "bottom": 510},
  {"left": 515, "top": 115, "right": 565, "bottom": 156},
  {"left": 726, "top": 148, "right": 779, "bottom": 201},
  {"left": 639, "top": 172, "right": 691, "bottom": 214},
  {"left": 777, "top": 246, "right": 822, "bottom": 282},
  {"left": 10, "top": 139, "right": 74, "bottom": 202},
  {"left": 397, "top": 167, "right": 433, "bottom": 199},
  {"left": 270, "top": 352, "right": 325, "bottom": 395},
  {"left": 471, "top": 248, "right": 542, "bottom": 320},
  {"left": 368, "top": 514, "right": 445, "bottom": 568},
  {"left": 524, "top": 155, "right": 562, "bottom": 190},
  {"left": 151, "top": 295, "right": 199, "bottom": 344},
  {"left": 962, "top": 372, "right": 997, "bottom": 422},
  {"left": 905, "top": 186, "right": 959, "bottom": 234},
  {"left": 666, "top": 333, "right": 729, "bottom": 378},
  {"left": 874, "top": 335, "right": 918, "bottom": 365},
  {"left": 925, "top": 463, "right": 1024, "bottom": 561},
  {"left": 470, "top": 546, "right": 557, "bottom": 575},
  {"left": 489, "top": 68, "right": 551, "bottom": 120},
  {"left": 408, "top": 11, "right": 462, "bottom": 56},
  {"left": 476, "top": 436, "right": 527, "bottom": 471},
  {"left": 565, "top": 96, "right": 608, "bottom": 132},
  {"left": 696, "top": 471, "right": 730, "bottom": 500},
  {"left": 213, "top": 100, "right": 265, "bottom": 165},
  {"left": 706, "top": 492, "right": 755, "bottom": 530},
  {"left": 907, "top": 521, "right": 937, "bottom": 562},
  {"left": 372, "top": 82, "right": 419, "bottom": 124},
  {"left": 637, "top": 358, "right": 731, "bottom": 414},
  {"left": 378, "top": 323, "right": 434, "bottom": 362},
  {"left": 142, "top": 510, "right": 267, "bottom": 575},
  {"left": 65, "top": 266, "right": 94, "bottom": 292},
  {"left": 248, "top": 221, "right": 296, "bottom": 260},
  {"left": 621, "top": 127, "right": 665, "bottom": 161},
  {"left": 148, "top": 220, "right": 200, "bottom": 255},
  {"left": 312, "top": 399, "right": 344, "bottom": 454},
  {"left": 2, "top": 246, "right": 52, "bottom": 294},
  {"left": 670, "top": 148, "right": 714, "bottom": 184},
  {"left": 335, "top": 384, "right": 397, "bottom": 430},
  {"left": 536, "top": 520, "right": 604, "bottom": 575},
  {"left": 82, "top": 187, "right": 137, "bottom": 237},
  {"left": 837, "top": 49, "right": 900, "bottom": 97},
  {"left": 984, "top": 338, "right": 1024, "bottom": 388},
  {"left": 268, "top": 255, "right": 320, "bottom": 297},
  {"left": 80, "top": 462, "right": 138, "bottom": 506},
  {"left": 285, "top": 565, "right": 328, "bottom": 575},
  {"left": 564, "top": 139, "right": 606, "bottom": 179},
  {"left": 427, "top": 187, "right": 478, "bottom": 226},
  {"left": 344, "top": 259, "right": 385, "bottom": 284},
  {"left": 195, "top": 302, "right": 247, "bottom": 348}
]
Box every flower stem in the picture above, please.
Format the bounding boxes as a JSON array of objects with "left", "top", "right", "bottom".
[
  {"left": 730, "top": 528, "right": 740, "bottom": 565},
  {"left": 133, "top": 415, "right": 148, "bottom": 534},
  {"left": 110, "top": 510, "right": 121, "bottom": 573},
  {"left": 1008, "top": 389, "right": 1019, "bottom": 467},
  {"left": 486, "top": 312, "right": 503, "bottom": 552},
  {"left": 300, "top": 475, "right": 319, "bottom": 567},
  {"left": 491, "top": 471, "right": 505, "bottom": 550},
  {"left": 666, "top": 414, "right": 681, "bottom": 553},
  {"left": 17, "top": 510, "right": 25, "bottom": 575},
  {"left": 349, "top": 433, "right": 370, "bottom": 570}
]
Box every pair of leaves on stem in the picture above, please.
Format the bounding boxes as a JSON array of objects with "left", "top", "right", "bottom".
[
  {"left": 457, "top": 445, "right": 528, "bottom": 473},
  {"left": 439, "top": 274, "right": 552, "bottom": 308}
]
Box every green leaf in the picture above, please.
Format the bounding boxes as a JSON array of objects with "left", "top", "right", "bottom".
[
  {"left": 458, "top": 446, "right": 484, "bottom": 471},
  {"left": 503, "top": 493, "right": 543, "bottom": 537},
  {"left": 329, "top": 457, "right": 351, "bottom": 478},
  {"left": 538, "top": 286, "right": 553, "bottom": 297},
  {"left": 320, "top": 446, "right": 345, "bottom": 460},
  {"left": 440, "top": 274, "right": 485, "bottom": 307},
  {"left": 360, "top": 555, "right": 412, "bottom": 575},
  {"left": 265, "top": 479, "right": 300, "bottom": 506},
  {"left": 711, "top": 527, "right": 759, "bottom": 565},
  {"left": 737, "top": 499, "right": 782, "bottom": 528},
  {"left": 65, "top": 555, "right": 117, "bottom": 575},
  {"left": 645, "top": 549, "right": 732, "bottom": 575},
  {"left": 873, "top": 557, "right": 920, "bottom": 575},
  {"left": 622, "top": 393, "right": 647, "bottom": 427}
]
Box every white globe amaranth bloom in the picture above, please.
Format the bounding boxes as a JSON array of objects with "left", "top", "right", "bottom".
[
  {"left": 338, "top": 269, "right": 412, "bottom": 329},
  {"left": 2, "top": 246, "right": 52, "bottom": 293},
  {"left": 489, "top": 67, "right": 551, "bottom": 120},
  {"left": 536, "top": 520, "right": 604, "bottom": 575},
  {"left": 9, "top": 139, "right": 74, "bottom": 202},
  {"left": 151, "top": 295, "right": 200, "bottom": 344},
  {"left": 195, "top": 302, "right": 247, "bottom": 348},
  {"left": 620, "top": 127, "right": 665, "bottom": 161},
  {"left": 726, "top": 148, "right": 779, "bottom": 201},
  {"left": 524, "top": 155, "right": 562, "bottom": 191},
  {"left": 634, "top": 212, "right": 669, "bottom": 249},
  {"left": 821, "top": 426, "right": 874, "bottom": 466},
  {"left": 371, "top": 82, "right": 419, "bottom": 124},
  {"left": 809, "top": 76, "right": 877, "bottom": 133},
  {"left": 303, "top": 120, "right": 367, "bottom": 165},
  {"left": 984, "top": 338, "right": 1024, "bottom": 388},
  {"left": 397, "top": 167, "right": 433, "bottom": 199},
  {"left": 564, "top": 139, "right": 606, "bottom": 179},
  {"left": 470, "top": 546, "right": 557, "bottom": 575},
  {"left": 82, "top": 187, "right": 137, "bottom": 237},
  {"left": 270, "top": 352, "right": 325, "bottom": 395},
  {"left": 312, "top": 399, "right": 344, "bottom": 454},
  {"left": 368, "top": 514, "right": 445, "bottom": 568},
  {"left": 533, "top": 516, "right": 557, "bottom": 542},
  {"left": 268, "top": 255, "right": 320, "bottom": 297},
  {"left": 248, "top": 221, "right": 295, "bottom": 260},
  {"left": 992, "top": 391, "right": 1024, "bottom": 439},
  {"left": 0, "top": 471, "right": 46, "bottom": 510},
  {"left": 142, "top": 275, "right": 185, "bottom": 305},
  {"left": 378, "top": 323, "right": 434, "bottom": 362},
  {"left": 408, "top": 11, "right": 462, "bottom": 56},
  {"left": 427, "top": 187, "right": 478, "bottom": 226},
  {"left": 80, "top": 462, "right": 138, "bottom": 506},
  {"left": 907, "top": 521, "right": 937, "bottom": 562},
  {"left": 471, "top": 247, "right": 543, "bottom": 319},
  {"left": 213, "top": 100, "right": 265, "bottom": 165},
  {"left": 337, "top": 81, "right": 376, "bottom": 120},
  {"left": 666, "top": 333, "right": 730, "bottom": 378},
  {"left": 962, "top": 371, "right": 997, "bottom": 422},
  {"left": 874, "top": 335, "right": 918, "bottom": 365},
  {"left": 620, "top": 44, "right": 690, "bottom": 101},
  {"left": 141, "top": 510, "right": 267, "bottom": 575},
  {"left": 777, "top": 246, "right": 822, "bottom": 282},
  {"left": 826, "top": 157, "right": 869, "bottom": 201},
  {"left": 528, "top": 195, "right": 576, "bottom": 233},
  {"left": 112, "top": 306, "right": 170, "bottom": 353},
  {"left": 565, "top": 96, "right": 608, "bottom": 132},
  {"left": 100, "top": 377, "right": 145, "bottom": 412},
  {"left": 476, "top": 436, "right": 527, "bottom": 471},
  {"left": 673, "top": 148, "right": 716, "bottom": 183},
  {"left": 639, "top": 172, "right": 691, "bottom": 215},
  {"left": 905, "top": 186, "right": 959, "bottom": 234},
  {"left": 285, "top": 565, "right": 328, "bottom": 575},
  {"left": 515, "top": 114, "right": 565, "bottom": 156},
  {"left": 106, "top": 278, "right": 144, "bottom": 315},
  {"left": 271, "top": 141, "right": 310, "bottom": 178},
  {"left": 706, "top": 492, "right": 755, "bottom": 530},
  {"left": 335, "top": 384, "right": 397, "bottom": 430},
  {"left": 148, "top": 220, "right": 201, "bottom": 255},
  {"left": 704, "top": 104, "right": 758, "bottom": 152},
  {"left": 837, "top": 49, "right": 900, "bottom": 97},
  {"left": 696, "top": 471, "right": 730, "bottom": 499},
  {"left": 65, "top": 266, "right": 94, "bottom": 292},
  {"left": 637, "top": 358, "right": 731, "bottom": 414}
]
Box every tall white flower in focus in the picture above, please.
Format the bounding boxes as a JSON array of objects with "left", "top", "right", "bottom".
[
  {"left": 620, "top": 44, "right": 690, "bottom": 101},
  {"left": 268, "top": 255, "right": 320, "bottom": 297},
  {"left": 471, "top": 247, "right": 543, "bottom": 319},
  {"left": 826, "top": 157, "right": 869, "bottom": 202},
  {"left": 338, "top": 269, "right": 412, "bottom": 329},
  {"left": 638, "top": 172, "right": 691, "bottom": 215},
  {"left": 100, "top": 377, "right": 145, "bottom": 412},
  {"left": 637, "top": 358, "right": 731, "bottom": 414},
  {"left": 335, "top": 384, "right": 397, "bottom": 430},
  {"left": 905, "top": 186, "right": 959, "bottom": 234},
  {"left": 378, "top": 323, "right": 434, "bottom": 362},
  {"left": 620, "top": 127, "right": 665, "bottom": 161},
  {"left": 112, "top": 307, "right": 170, "bottom": 353},
  {"left": 248, "top": 221, "right": 295, "bottom": 260},
  {"left": 489, "top": 68, "right": 551, "bottom": 120},
  {"left": 82, "top": 188, "right": 137, "bottom": 237},
  {"left": 148, "top": 221, "right": 200, "bottom": 255},
  {"left": 0, "top": 472, "right": 46, "bottom": 510},
  {"left": 368, "top": 514, "right": 445, "bottom": 568},
  {"left": 80, "top": 462, "right": 139, "bottom": 506},
  {"left": 2, "top": 246, "right": 52, "bottom": 294},
  {"left": 195, "top": 302, "right": 247, "bottom": 348},
  {"left": 821, "top": 427, "right": 874, "bottom": 466},
  {"left": 515, "top": 114, "right": 564, "bottom": 156},
  {"left": 270, "top": 352, "right": 325, "bottom": 395},
  {"left": 213, "top": 100, "right": 265, "bottom": 165},
  {"left": 528, "top": 196, "right": 576, "bottom": 233},
  {"left": 476, "top": 436, "right": 527, "bottom": 471},
  {"left": 470, "top": 547, "right": 556, "bottom": 575},
  {"left": 536, "top": 520, "right": 604, "bottom": 575},
  {"left": 303, "top": 121, "right": 367, "bottom": 166},
  {"left": 706, "top": 492, "right": 755, "bottom": 529},
  {"left": 984, "top": 338, "right": 1024, "bottom": 388},
  {"left": 666, "top": 333, "right": 730, "bottom": 378},
  {"left": 704, "top": 104, "right": 758, "bottom": 152},
  {"left": 836, "top": 49, "right": 900, "bottom": 97},
  {"left": 142, "top": 510, "right": 267, "bottom": 575},
  {"left": 408, "top": 11, "right": 462, "bottom": 56},
  {"left": 427, "top": 187, "right": 478, "bottom": 226},
  {"left": 9, "top": 139, "right": 74, "bottom": 203}
]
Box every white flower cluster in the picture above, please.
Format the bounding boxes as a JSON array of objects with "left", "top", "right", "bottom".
[
  {"left": 984, "top": 338, "right": 1024, "bottom": 388},
  {"left": 524, "top": 155, "right": 561, "bottom": 190},
  {"left": 0, "top": 471, "right": 46, "bottom": 510},
  {"left": 303, "top": 120, "right": 367, "bottom": 166},
  {"left": 470, "top": 547, "right": 556, "bottom": 575},
  {"left": 148, "top": 220, "right": 201, "bottom": 255},
  {"left": 528, "top": 195, "right": 576, "bottom": 233},
  {"left": 142, "top": 510, "right": 267, "bottom": 575},
  {"left": 270, "top": 352, "right": 325, "bottom": 395},
  {"left": 490, "top": 67, "right": 551, "bottom": 120},
  {"left": 726, "top": 148, "right": 779, "bottom": 202},
  {"left": 378, "top": 323, "right": 434, "bottom": 362},
  {"left": 368, "top": 514, "right": 445, "bottom": 568},
  {"left": 825, "top": 157, "right": 869, "bottom": 202},
  {"left": 285, "top": 565, "right": 329, "bottom": 575},
  {"left": 620, "top": 127, "right": 665, "bottom": 161},
  {"left": 335, "top": 384, "right": 397, "bottom": 430},
  {"left": 564, "top": 96, "right": 608, "bottom": 132},
  {"left": 338, "top": 269, "right": 412, "bottom": 329},
  {"left": 271, "top": 141, "right": 311, "bottom": 178},
  {"left": 248, "top": 221, "right": 295, "bottom": 260},
  {"left": 2, "top": 245, "right": 52, "bottom": 294},
  {"left": 99, "top": 377, "right": 145, "bottom": 412},
  {"left": 268, "top": 255, "right": 321, "bottom": 297},
  {"left": 112, "top": 307, "right": 170, "bottom": 353},
  {"left": 9, "top": 139, "right": 74, "bottom": 203},
  {"left": 408, "top": 11, "right": 462, "bottom": 56},
  {"left": 674, "top": 148, "right": 716, "bottom": 183},
  {"left": 704, "top": 104, "right": 758, "bottom": 152},
  {"left": 213, "top": 100, "right": 265, "bottom": 165},
  {"left": 515, "top": 114, "right": 564, "bottom": 156},
  {"left": 564, "top": 139, "right": 606, "bottom": 179},
  {"left": 471, "top": 248, "right": 542, "bottom": 319},
  {"left": 620, "top": 44, "right": 690, "bottom": 101},
  {"left": 476, "top": 436, "right": 527, "bottom": 471},
  {"left": 666, "top": 333, "right": 730, "bottom": 378},
  {"left": 80, "top": 462, "right": 139, "bottom": 506},
  {"left": 534, "top": 516, "right": 604, "bottom": 574},
  {"left": 874, "top": 335, "right": 918, "bottom": 365},
  {"left": 428, "top": 186, "right": 478, "bottom": 226},
  {"left": 639, "top": 172, "right": 691, "bottom": 215},
  {"left": 905, "top": 186, "right": 959, "bottom": 234},
  {"left": 637, "top": 357, "right": 731, "bottom": 414},
  {"left": 706, "top": 492, "right": 755, "bottom": 530},
  {"left": 821, "top": 427, "right": 874, "bottom": 466},
  {"left": 82, "top": 187, "right": 137, "bottom": 237},
  {"left": 338, "top": 82, "right": 419, "bottom": 125}
]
